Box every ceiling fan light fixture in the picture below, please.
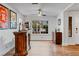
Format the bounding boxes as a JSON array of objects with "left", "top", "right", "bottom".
[
  {"left": 38, "top": 11, "right": 42, "bottom": 16},
  {"left": 38, "top": 8, "right": 42, "bottom": 16}
]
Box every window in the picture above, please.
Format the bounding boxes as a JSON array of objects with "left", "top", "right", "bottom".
[{"left": 32, "top": 20, "right": 48, "bottom": 34}]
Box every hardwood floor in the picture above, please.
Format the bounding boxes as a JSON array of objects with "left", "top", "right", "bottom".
[{"left": 4, "top": 41, "right": 79, "bottom": 56}]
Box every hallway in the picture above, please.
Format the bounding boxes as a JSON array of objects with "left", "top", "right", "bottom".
[
  {"left": 0, "top": 3, "right": 74, "bottom": 56},
  {"left": 4, "top": 41, "right": 79, "bottom": 56}
]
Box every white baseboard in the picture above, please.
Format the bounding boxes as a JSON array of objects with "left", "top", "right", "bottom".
[
  {"left": 0, "top": 41, "right": 14, "bottom": 56},
  {"left": 62, "top": 43, "right": 76, "bottom": 46}
]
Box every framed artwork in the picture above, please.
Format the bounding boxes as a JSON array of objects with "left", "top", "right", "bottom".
[
  {"left": 10, "top": 10, "right": 17, "bottom": 29},
  {"left": 0, "top": 4, "right": 10, "bottom": 29}
]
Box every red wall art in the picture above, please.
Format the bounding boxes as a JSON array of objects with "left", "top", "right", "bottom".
[{"left": 0, "top": 4, "right": 10, "bottom": 29}]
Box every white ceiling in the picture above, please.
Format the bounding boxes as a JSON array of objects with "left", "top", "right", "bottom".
[
  {"left": 66, "top": 3, "right": 79, "bottom": 12},
  {"left": 6, "top": 3, "right": 70, "bottom": 17}
]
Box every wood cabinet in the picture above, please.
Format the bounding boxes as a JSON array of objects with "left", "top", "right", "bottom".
[
  {"left": 56, "top": 32, "right": 62, "bottom": 44},
  {"left": 28, "top": 33, "right": 31, "bottom": 50},
  {"left": 14, "top": 32, "right": 28, "bottom": 56}
]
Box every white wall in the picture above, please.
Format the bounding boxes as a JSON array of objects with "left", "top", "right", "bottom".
[
  {"left": 24, "top": 15, "right": 57, "bottom": 41},
  {"left": 57, "top": 12, "right": 64, "bottom": 33},
  {"left": 63, "top": 11, "right": 79, "bottom": 46},
  {"left": 56, "top": 12, "right": 64, "bottom": 46},
  {"left": 0, "top": 4, "right": 24, "bottom": 55}
]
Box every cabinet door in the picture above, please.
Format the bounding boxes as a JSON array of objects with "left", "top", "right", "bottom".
[
  {"left": 56, "top": 32, "right": 62, "bottom": 44},
  {"left": 14, "top": 32, "right": 27, "bottom": 56}
]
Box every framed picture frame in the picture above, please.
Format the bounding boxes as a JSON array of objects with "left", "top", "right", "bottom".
[
  {"left": 0, "top": 4, "right": 10, "bottom": 29},
  {"left": 10, "top": 10, "right": 17, "bottom": 29}
]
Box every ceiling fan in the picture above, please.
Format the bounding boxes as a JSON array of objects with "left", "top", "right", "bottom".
[
  {"left": 32, "top": 3, "right": 46, "bottom": 16},
  {"left": 38, "top": 8, "right": 46, "bottom": 16}
]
